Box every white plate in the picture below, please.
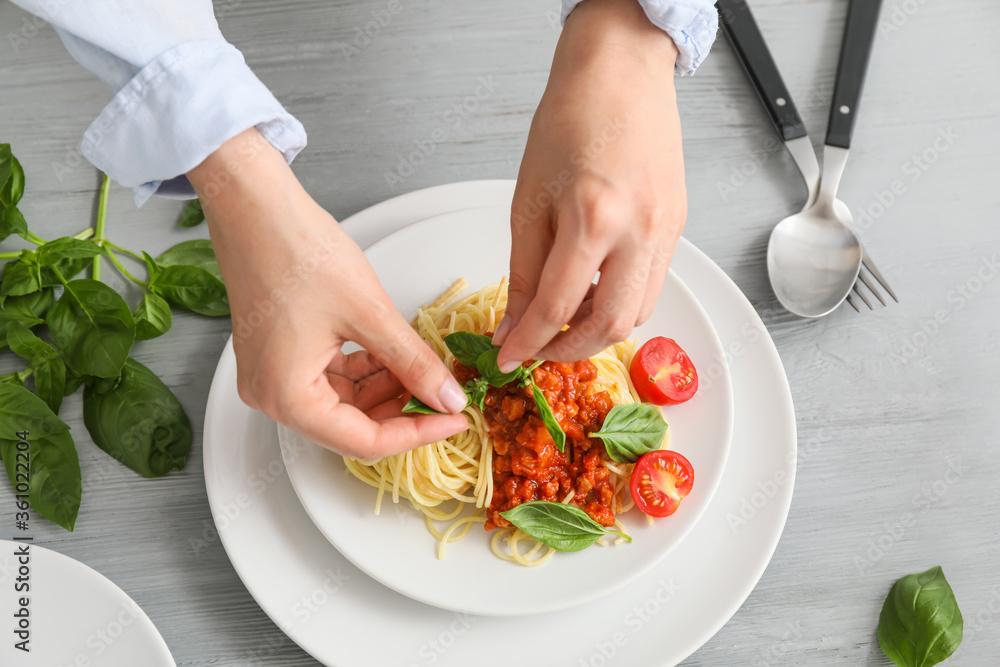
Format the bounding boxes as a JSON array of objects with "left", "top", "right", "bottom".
[
  {"left": 0, "top": 539, "right": 175, "bottom": 667},
  {"left": 278, "top": 205, "right": 735, "bottom": 616},
  {"left": 203, "top": 180, "right": 797, "bottom": 667}
]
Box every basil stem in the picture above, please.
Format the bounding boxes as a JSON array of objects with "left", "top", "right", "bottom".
[{"left": 501, "top": 500, "right": 631, "bottom": 552}]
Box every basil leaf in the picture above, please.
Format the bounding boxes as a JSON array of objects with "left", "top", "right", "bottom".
[
  {"left": 141, "top": 251, "right": 161, "bottom": 283},
  {"left": 155, "top": 240, "right": 229, "bottom": 316},
  {"left": 878, "top": 566, "right": 963, "bottom": 667},
  {"left": 1, "top": 431, "right": 81, "bottom": 531},
  {"left": 82, "top": 358, "right": 192, "bottom": 478},
  {"left": 401, "top": 396, "right": 442, "bottom": 414},
  {"left": 1, "top": 431, "right": 80, "bottom": 529},
  {"left": 0, "top": 382, "right": 69, "bottom": 440},
  {"left": 46, "top": 279, "right": 135, "bottom": 378},
  {"left": 0, "top": 255, "right": 41, "bottom": 299},
  {"left": 0, "top": 144, "right": 24, "bottom": 206},
  {"left": 134, "top": 292, "right": 172, "bottom": 340},
  {"left": 467, "top": 377, "right": 489, "bottom": 411},
  {"left": 476, "top": 347, "right": 523, "bottom": 387},
  {"left": 149, "top": 264, "right": 227, "bottom": 311},
  {"left": 444, "top": 331, "right": 494, "bottom": 367},
  {"left": 589, "top": 403, "right": 668, "bottom": 463},
  {"left": 531, "top": 384, "right": 566, "bottom": 452},
  {"left": 62, "top": 369, "right": 85, "bottom": 397},
  {"left": 40, "top": 256, "right": 94, "bottom": 286},
  {"left": 6, "top": 321, "right": 66, "bottom": 414},
  {"left": 0, "top": 288, "right": 54, "bottom": 350},
  {"left": 36, "top": 237, "right": 102, "bottom": 264},
  {"left": 179, "top": 199, "right": 205, "bottom": 227},
  {"left": 500, "top": 501, "right": 631, "bottom": 552},
  {"left": 0, "top": 206, "right": 28, "bottom": 243}
]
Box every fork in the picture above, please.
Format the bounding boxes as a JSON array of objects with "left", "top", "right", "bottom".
[{"left": 845, "top": 249, "right": 898, "bottom": 311}]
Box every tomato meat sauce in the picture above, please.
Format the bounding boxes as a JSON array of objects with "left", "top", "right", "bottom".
[{"left": 455, "top": 358, "right": 618, "bottom": 530}]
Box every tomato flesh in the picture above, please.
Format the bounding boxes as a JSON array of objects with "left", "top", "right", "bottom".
[
  {"left": 629, "top": 337, "right": 698, "bottom": 405},
  {"left": 630, "top": 450, "right": 694, "bottom": 518}
]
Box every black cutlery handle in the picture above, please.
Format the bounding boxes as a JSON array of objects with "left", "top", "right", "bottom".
[
  {"left": 717, "top": 0, "right": 806, "bottom": 141},
  {"left": 826, "top": 0, "right": 883, "bottom": 148}
]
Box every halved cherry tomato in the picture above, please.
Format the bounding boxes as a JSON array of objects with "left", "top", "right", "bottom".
[
  {"left": 629, "top": 337, "right": 698, "bottom": 405},
  {"left": 630, "top": 450, "right": 694, "bottom": 518}
]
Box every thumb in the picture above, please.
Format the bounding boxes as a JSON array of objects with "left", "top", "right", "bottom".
[{"left": 352, "top": 306, "right": 469, "bottom": 414}]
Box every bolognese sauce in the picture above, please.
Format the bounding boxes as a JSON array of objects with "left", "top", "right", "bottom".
[{"left": 454, "top": 357, "right": 617, "bottom": 530}]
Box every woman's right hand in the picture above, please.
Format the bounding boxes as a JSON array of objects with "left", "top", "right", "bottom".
[{"left": 187, "top": 129, "right": 469, "bottom": 459}]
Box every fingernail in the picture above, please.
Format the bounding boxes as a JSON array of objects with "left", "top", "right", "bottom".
[
  {"left": 498, "top": 359, "right": 521, "bottom": 374},
  {"left": 439, "top": 377, "right": 469, "bottom": 413},
  {"left": 492, "top": 316, "right": 512, "bottom": 345}
]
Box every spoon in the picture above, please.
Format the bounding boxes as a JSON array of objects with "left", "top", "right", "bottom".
[{"left": 720, "top": 0, "right": 882, "bottom": 317}]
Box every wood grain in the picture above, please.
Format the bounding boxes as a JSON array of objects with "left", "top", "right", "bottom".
[{"left": 0, "top": 0, "right": 998, "bottom": 664}]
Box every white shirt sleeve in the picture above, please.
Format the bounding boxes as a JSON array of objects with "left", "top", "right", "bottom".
[
  {"left": 9, "top": 1, "right": 306, "bottom": 206},
  {"left": 561, "top": 0, "right": 719, "bottom": 76}
]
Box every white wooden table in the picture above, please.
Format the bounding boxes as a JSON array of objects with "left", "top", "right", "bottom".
[{"left": 1, "top": 0, "right": 998, "bottom": 664}]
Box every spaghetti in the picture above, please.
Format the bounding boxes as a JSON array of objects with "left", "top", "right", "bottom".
[{"left": 344, "top": 278, "right": 662, "bottom": 566}]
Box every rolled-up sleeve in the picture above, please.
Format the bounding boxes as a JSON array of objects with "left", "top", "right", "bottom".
[
  {"left": 561, "top": 0, "right": 719, "bottom": 76},
  {"left": 10, "top": 0, "right": 306, "bottom": 206}
]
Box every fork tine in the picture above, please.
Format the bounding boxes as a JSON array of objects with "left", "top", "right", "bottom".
[
  {"left": 852, "top": 283, "right": 873, "bottom": 309},
  {"left": 861, "top": 253, "right": 898, "bottom": 303},
  {"left": 857, "top": 269, "right": 886, "bottom": 306},
  {"left": 846, "top": 295, "right": 861, "bottom": 312}
]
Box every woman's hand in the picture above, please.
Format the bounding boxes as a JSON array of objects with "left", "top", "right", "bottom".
[
  {"left": 494, "top": 0, "right": 687, "bottom": 371},
  {"left": 188, "top": 129, "right": 468, "bottom": 459}
]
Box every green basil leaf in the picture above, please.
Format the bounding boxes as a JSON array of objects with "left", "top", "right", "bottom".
[
  {"left": 36, "top": 237, "right": 102, "bottom": 264},
  {"left": 0, "top": 256, "right": 41, "bottom": 299},
  {"left": 40, "top": 256, "right": 93, "bottom": 287},
  {"left": 0, "top": 382, "right": 69, "bottom": 439},
  {"left": 401, "top": 395, "right": 442, "bottom": 414},
  {"left": 444, "top": 331, "right": 495, "bottom": 367},
  {"left": 62, "top": 369, "right": 85, "bottom": 397},
  {"left": 134, "top": 291, "right": 172, "bottom": 340},
  {"left": 0, "top": 206, "right": 27, "bottom": 243},
  {"left": 0, "top": 288, "right": 54, "bottom": 351},
  {"left": 476, "top": 347, "right": 523, "bottom": 387},
  {"left": 1, "top": 431, "right": 81, "bottom": 531},
  {"left": 0, "top": 145, "right": 24, "bottom": 207},
  {"left": 877, "top": 566, "right": 963, "bottom": 667},
  {"left": 179, "top": 199, "right": 205, "bottom": 227},
  {"left": 46, "top": 279, "right": 135, "bottom": 378},
  {"left": 149, "top": 264, "right": 227, "bottom": 311},
  {"left": 155, "top": 240, "right": 229, "bottom": 316},
  {"left": 589, "top": 403, "right": 668, "bottom": 463},
  {"left": 500, "top": 500, "right": 631, "bottom": 552},
  {"left": 531, "top": 384, "right": 566, "bottom": 453},
  {"left": 82, "top": 358, "right": 192, "bottom": 478},
  {"left": 6, "top": 321, "right": 65, "bottom": 413},
  {"left": 141, "top": 251, "right": 161, "bottom": 283}
]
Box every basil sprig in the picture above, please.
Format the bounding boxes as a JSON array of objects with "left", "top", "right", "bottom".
[
  {"left": 589, "top": 403, "right": 668, "bottom": 463},
  {"left": 500, "top": 500, "right": 631, "bottom": 551},
  {"left": 0, "top": 145, "right": 228, "bottom": 531},
  {"left": 877, "top": 566, "right": 963, "bottom": 667},
  {"left": 402, "top": 331, "right": 567, "bottom": 450}
]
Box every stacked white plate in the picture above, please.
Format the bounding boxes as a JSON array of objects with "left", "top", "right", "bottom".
[{"left": 203, "top": 180, "right": 797, "bottom": 666}]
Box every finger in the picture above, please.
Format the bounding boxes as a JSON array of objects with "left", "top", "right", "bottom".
[
  {"left": 537, "top": 246, "right": 650, "bottom": 361},
  {"left": 350, "top": 301, "right": 469, "bottom": 414},
  {"left": 330, "top": 366, "right": 405, "bottom": 412},
  {"left": 287, "top": 386, "right": 469, "bottom": 459},
  {"left": 497, "top": 208, "right": 607, "bottom": 371},
  {"left": 331, "top": 348, "right": 389, "bottom": 381},
  {"left": 637, "top": 242, "right": 673, "bottom": 325},
  {"left": 496, "top": 190, "right": 554, "bottom": 346}
]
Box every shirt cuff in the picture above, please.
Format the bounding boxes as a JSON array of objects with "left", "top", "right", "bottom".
[
  {"left": 560, "top": 0, "right": 719, "bottom": 77},
  {"left": 79, "top": 40, "right": 307, "bottom": 207}
]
